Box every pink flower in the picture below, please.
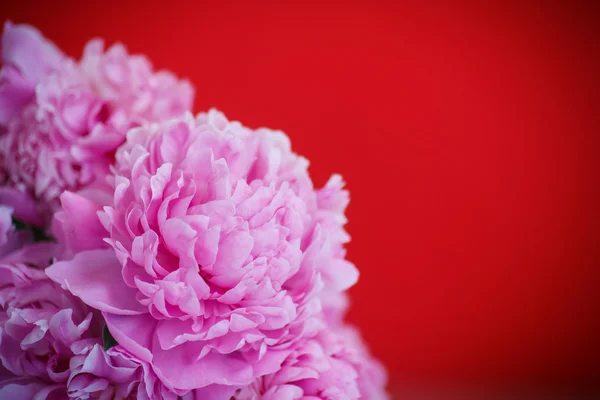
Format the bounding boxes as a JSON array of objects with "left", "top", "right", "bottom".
[
  {"left": 0, "top": 22, "right": 194, "bottom": 222},
  {"left": 80, "top": 39, "right": 193, "bottom": 125},
  {"left": 69, "top": 342, "right": 248, "bottom": 400},
  {"left": 67, "top": 342, "right": 178, "bottom": 400},
  {"left": 0, "top": 243, "right": 101, "bottom": 396},
  {"left": 47, "top": 110, "right": 359, "bottom": 393},
  {"left": 235, "top": 325, "right": 389, "bottom": 400},
  {"left": 0, "top": 379, "right": 65, "bottom": 400},
  {"left": 0, "top": 21, "right": 64, "bottom": 125}
]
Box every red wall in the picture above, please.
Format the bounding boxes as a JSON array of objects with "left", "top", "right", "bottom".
[{"left": 2, "top": 1, "right": 599, "bottom": 395}]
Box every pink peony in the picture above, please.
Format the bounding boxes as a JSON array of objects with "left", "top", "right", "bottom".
[
  {"left": 67, "top": 341, "right": 178, "bottom": 400},
  {"left": 0, "top": 21, "right": 387, "bottom": 400},
  {"left": 0, "top": 22, "right": 194, "bottom": 222},
  {"left": 0, "top": 21, "right": 64, "bottom": 125},
  {"left": 234, "top": 325, "right": 388, "bottom": 400},
  {"left": 0, "top": 379, "right": 65, "bottom": 400},
  {"left": 0, "top": 243, "right": 101, "bottom": 398},
  {"left": 47, "top": 110, "right": 359, "bottom": 393}
]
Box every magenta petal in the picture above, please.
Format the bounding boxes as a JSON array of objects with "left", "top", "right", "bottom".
[
  {"left": 0, "top": 242, "right": 57, "bottom": 266},
  {"left": 0, "top": 382, "right": 48, "bottom": 399},
  {"left": 45, "top": 249, "right": 146, "bottom": 315},
  {"left": 0, "top": 187, "right": 42, "bottom": 226},
  {"left": 189, "top": 384, "right": 240, "bottom": 400},
  {"left": 0, "top": 66, "right": 34, "bottom": 124},
  {"left": 53, "top": 191, "right": 106, "bottom": 254},
  {"left": 103, "top": 313, "right": 156, "bottom": 363}
]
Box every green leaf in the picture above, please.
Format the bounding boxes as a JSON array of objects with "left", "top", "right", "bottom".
[
  {"left": 102, "top": 325, "right": 119, "bottom": 351},
  {"left": 11, "top": 217, "right": 27, "bottom": 231},
  {"left": 11, "top": 217, "right": 51, "bottom": 242}
]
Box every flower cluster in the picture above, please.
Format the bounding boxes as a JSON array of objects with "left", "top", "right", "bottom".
[
  {"left": 0, "top": 23, "right": 388, "bottom": 399},
  {"left": 0, "top": 22, "right": 193, "bottom": 223}
]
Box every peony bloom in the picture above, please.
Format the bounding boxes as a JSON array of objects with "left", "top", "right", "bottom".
[
  {"left": 67, "top": 341, "right": 178, "bottom": 400},
  {"left": 0, "top": 22, "right": 194, "bottom": 222},
  {"left": 0, "top": 21, "right": 64, "bottom": 124},
  {"left": 234, "top": 325, "right": 389, "bottom": 400},
  {"left": 47, "top": 110, "right": 359, "bottom": 393},
  {"left": 0, "top": 21, "right": 387, "bottom": 400},
  {"left": 0, "top": 243, "right": 101, "bottom": 398}
]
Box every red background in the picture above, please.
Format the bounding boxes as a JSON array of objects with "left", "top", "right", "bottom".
[{"left": 2, "top": 1, "right": 599, "bottom": 396}]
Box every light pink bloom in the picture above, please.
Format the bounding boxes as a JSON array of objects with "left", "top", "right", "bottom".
[
  {"left": 47, "top": 110, "right": 359, "bottom": 393},
  {"left": 0, "top": 22, "right": 194, "bottom": 222},
  {"left": 235, "top": 325, "right": 388, "bottom": 400},
  {"left": 0, "top": 243, "right": 101, "bottom": 397}
]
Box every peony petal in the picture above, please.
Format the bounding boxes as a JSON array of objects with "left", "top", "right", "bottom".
[
  {"left": 45, "top": 249, "right": 146, "bottom": 315},
  {"left": 103, "top": 313, "right": 156, "bottom": 363},
  {"left": 52, "top": 191, "right": 107, "bottom": 254},
  {"left": 0, "top": 66, "right": 34, "bottom": 124},
  {"left": 188, "top": 384, "right": 240, "bottom": 400},
  {"left": 211, "top": 229, "right": 253, "bottom": 275},
  {"left": 0, "top": 187, "right": 42, "bottom": 226},
  {"left": 152, "top": 342, "right": 253, "bottom": 390},
  {"left": 1, "top": 21, "right": 64, "bottom": 84},
  {"left": 324, "top": 259, "right": 359, "bottom": 292}
]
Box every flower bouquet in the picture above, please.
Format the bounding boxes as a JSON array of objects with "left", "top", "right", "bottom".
[{"left": 0, "top": 22, "right": 388, "bottom": 399}]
